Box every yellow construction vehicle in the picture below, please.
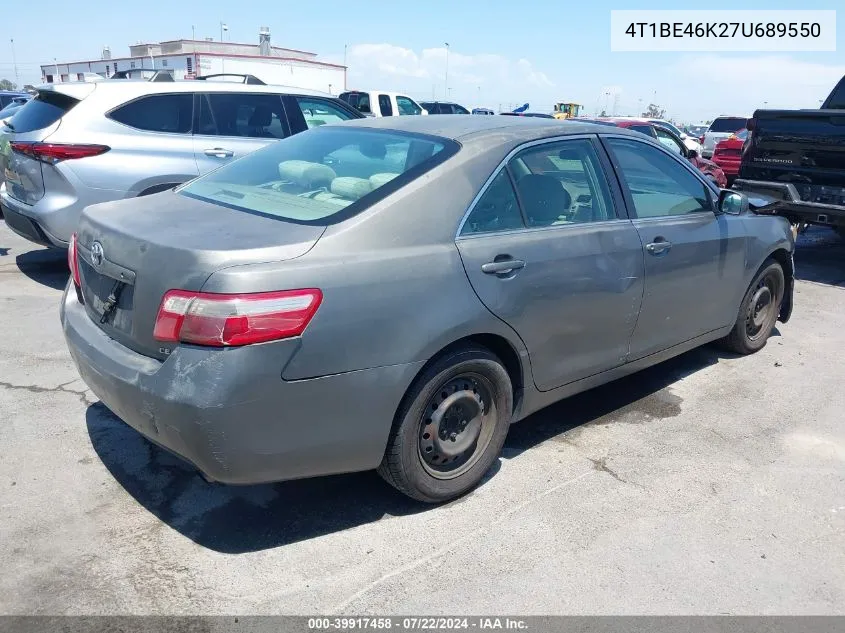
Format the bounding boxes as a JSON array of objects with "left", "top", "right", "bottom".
[{"left": 552, "top": 102, "right": 583, "bottom": 119}]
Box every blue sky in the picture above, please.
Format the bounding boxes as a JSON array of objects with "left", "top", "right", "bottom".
[{"left": 1, "top": 0, "right": 842, "bottom": 122}]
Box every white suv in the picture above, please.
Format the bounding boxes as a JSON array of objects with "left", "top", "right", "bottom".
[
  {"left": 1, "top": 77, "right": 363, "bottom": 248},
  {"left": 338, "top": 90, "right": 429, "bottom": 117},
  {"left": 701, "top": 116, "right": 748, "bottom": 158}
]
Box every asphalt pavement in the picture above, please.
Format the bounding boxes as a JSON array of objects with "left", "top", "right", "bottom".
[{"left": 1, "top": 222, "right": 843, "bottom": 614}]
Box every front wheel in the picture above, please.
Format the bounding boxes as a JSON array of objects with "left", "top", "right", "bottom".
[
  {"left": 378, "top": 345, "right": 513, "bottom": 503},
  {"left": 720, "top": 260, "right": 785, "bottom": 355}
]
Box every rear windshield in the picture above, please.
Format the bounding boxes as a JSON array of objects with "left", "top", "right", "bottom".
[
  {"left": 179, "top": 126, "right": 458, "bottom": 225},
  {"left": 709, "top": 118, "right": 746, "bottom": 133},
  {"left": 6, "top": 91, "right": 79, "bottom": 133}
]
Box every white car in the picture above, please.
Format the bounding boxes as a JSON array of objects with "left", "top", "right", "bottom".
[
  {"left": 647, "top": 119, "right": 701, "bottom": 153},
  {"left": 701, "top": 116, "right": 748, "bottom": 158},
  {"left": 338, "top": 90, "right": 428, "bottom": 117}
]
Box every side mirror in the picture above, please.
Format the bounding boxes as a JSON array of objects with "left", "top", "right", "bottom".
[
  {"left": 718, "top": 190, "right": 748, "bottom": 215},
  {"left": 687, "top": 148, "right": 698, "bottom": 159}
]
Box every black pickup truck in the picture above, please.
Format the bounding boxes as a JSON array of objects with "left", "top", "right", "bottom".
[{"left": 733, "top": 75, "right": 845, "bottom": 238}]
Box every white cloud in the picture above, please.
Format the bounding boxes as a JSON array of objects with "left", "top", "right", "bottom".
[
  {"left": 665, "top": 54, "right": 845, "bottom": 120},
  {"left": 333, "top": 43, "right": 556, "bottom": 110}
]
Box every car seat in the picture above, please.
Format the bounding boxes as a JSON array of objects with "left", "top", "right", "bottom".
[{"left": 517, "top": 174, "right": 573, "bottom": 227}]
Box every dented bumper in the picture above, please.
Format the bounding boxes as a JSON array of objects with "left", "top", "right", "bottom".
[{"left": 61, "top": 281, "right": 424, "bottom": 485}]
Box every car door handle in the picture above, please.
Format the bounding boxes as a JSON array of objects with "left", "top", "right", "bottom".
[
  {"left": 481, "top": 259, "right": 525, "bottom": 275},
  {"left": 645, "top": 240, "right": 672, "bottom": 255},
  {"left": 204, "top": 148, "right": 234, "bottom": 158}
]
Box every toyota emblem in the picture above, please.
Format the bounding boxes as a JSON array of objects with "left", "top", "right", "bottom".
[{"left": 90, "top": 241, "right": 105, "bottom": 267}]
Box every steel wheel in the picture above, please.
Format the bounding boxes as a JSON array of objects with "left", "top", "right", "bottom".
[
  {"left": 418, "top": 373, "right": 496, "bottom": 479},
  {"left": 745, "top": 269, "right": 781, "bottom": 342}
]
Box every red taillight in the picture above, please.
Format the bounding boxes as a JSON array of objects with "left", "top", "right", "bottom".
[
  {"left": 10, "top": 142, "right": 110, "bottom": 164},
  {"left": 68, "top": 232, "right": 82, "bottom": 287},
  {"left": 153, "top": 289, "right": 323, "bottom": 347}
]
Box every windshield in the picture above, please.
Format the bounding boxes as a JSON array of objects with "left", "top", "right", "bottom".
[
  {"left": 709, "top": 118, "right": 746, "bottom": 133},
  {"left": 180, "top": 126, "right": 457, "bottom": 225}
]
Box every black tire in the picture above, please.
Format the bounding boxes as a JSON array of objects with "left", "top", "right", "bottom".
[
  {"left": 721, "top": 259, "right": 785, "bottom": 355},
  {"left": 378, "top": 345, "right": 513, "bottom": 503}
]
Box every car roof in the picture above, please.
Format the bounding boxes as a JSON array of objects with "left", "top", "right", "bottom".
[
  {"left": 0, "top": 90, "right": 29, "bottom": 97},
  {"left": 593, "top": 117, "right": 651, "bottom": 127},
  {"left": 337, "top": 114, "right": 644, "bottom": 145},
  {"left": 37, "top": 80, "right": 333, "bottom": 100}
]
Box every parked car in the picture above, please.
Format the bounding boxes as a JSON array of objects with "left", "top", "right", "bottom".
[
  {"left": 585, "top": 118, "right": 727, "bottom": 187},
  {"left": 1, "top": 78, "right": 363, "bottom": 249},
  {"left": 0, "top": 100, "right": 28, "bottom": 123},
  {"left": 338, "top": 90, "right": 428, "bottom": 117},
  {"left": 0, "top": 90, "right": 30, "bottom": 110},
  {"left": 472, "top": 108, "right": 495, "bottom": 115},
  {"left": 711, "top": 129, "right": 747, "bottom": 184},
  {"left": 647, "top": 119, "right": 701, "bottom": 153},
  {"left": 420, "top": 101, "right": 470, "bottom": 114},
  {"left": 62, "top": 116, "right": 794, "bottom": 503},
  {"left": 734, "top": 74, "right": 845, "bottom": 238},
  {"left": 701, "top": 116, "right": 747, "bottom": 158}
]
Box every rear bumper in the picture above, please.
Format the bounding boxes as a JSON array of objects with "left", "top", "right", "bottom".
[
  {"left": 1, "top": 189, "right": 70, "bottom": 248},
  {"left": 0, "top": 180, "right": 125, "bottom": 248},
  {"left": 734, "top": 179, "right": 845, "bottom": 227},
  {"left": 61, "top": 282, "right": 424, "bottom": 484}
]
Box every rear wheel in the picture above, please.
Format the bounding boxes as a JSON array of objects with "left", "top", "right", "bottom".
[
  {"left": 378, "top": 345, "right": 513, "bottom": 503},
  {"left": 721, "top": 259, "right": 784, "bottom": 355}
]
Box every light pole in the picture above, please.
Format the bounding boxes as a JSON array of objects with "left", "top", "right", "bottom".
[
  {"left": 328, "top": 83, "right": 332, "bottom": 95},
  {"left": 444, "top": 42, "right": 449, "bottom": 100},
  {"left": 54, "top": 57, "right": 59, "bottom": 82},
  {"left": 10, "top": 39, "right": 19, "bottom": 86},
  {"left": 343, "top": 44, "right": 348, "bottom": 91}
]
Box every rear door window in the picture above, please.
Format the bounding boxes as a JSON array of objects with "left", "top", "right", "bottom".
[
  {"left": 453, "top": 104, "right": 470, "bottom": 114},
  {"left": 378, "top": 94, "right": 393, "bottom": 116},
  {"left": 7, "top": 91, "right": 80, "bottom": 133},
  {"left": 396, "top": 96, "right": 421, "bottom": 115},
  {"left": 197, "top": 93, "right": 287, "bottom": 138},
  {"left": 109, "top": 94, "right": 193, "bottom": 134},
  {"left": 708, "top": 118, "right": 746, "bottom": 133}
]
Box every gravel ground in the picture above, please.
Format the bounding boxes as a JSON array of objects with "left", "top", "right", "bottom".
[{"left": 0, "top": 222, "right": 843, "bottom": 615}]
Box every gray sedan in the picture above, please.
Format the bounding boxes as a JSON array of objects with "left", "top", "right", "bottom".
[{"left": 62, "top": 116, "right": 794, "bottom": 503}]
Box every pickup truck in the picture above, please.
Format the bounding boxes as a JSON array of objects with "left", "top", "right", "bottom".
[{"left": 733, "top": 75, "right": 845, "bottom": 239}]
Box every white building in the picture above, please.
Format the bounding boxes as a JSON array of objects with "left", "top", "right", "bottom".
[{"left": 40, "top": 28, "right": 346, "bottom": 94}]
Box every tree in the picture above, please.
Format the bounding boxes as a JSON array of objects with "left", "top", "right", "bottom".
[
  {"left": 0, "top": 79, "right": 18, "bottom": 91},
  {"left": 599, "top": 109, "right": 607, "bottom": 117},
  {"left": 643, "top": 103, "right": 665, "bottom": 119}
]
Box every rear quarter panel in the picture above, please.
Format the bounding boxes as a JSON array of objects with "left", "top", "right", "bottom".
[{"left": 200, "top": 137, "right": 531, "bottom": 381}]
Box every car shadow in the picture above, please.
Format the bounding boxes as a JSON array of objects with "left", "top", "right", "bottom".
[
  {"left": 87, "top": 344, "right": 734, "bottom": 554},
  {"left": 793, "top": 227, "right": 845, "bottom": 287},
  {"left": 504, "top": 344, "right": 734, "bottom": 454},
  {"left": 15, "top": 248, "right": 69, "bottom": 291}
]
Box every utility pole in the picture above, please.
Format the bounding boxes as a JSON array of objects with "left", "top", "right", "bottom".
[
  {"left": 10, "top": 39, "right": 19, "bottom": 86},
  {"left": 343, "top": 44, "right": 348, "bottom": 91},
  {"left": 444, "top": 42, "right": 449, "bottom": 99},
  {"left": 192, "top": 25, "right": 195, "bottom": 40}
]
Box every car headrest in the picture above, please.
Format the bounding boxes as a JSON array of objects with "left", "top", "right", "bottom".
[
  {"left": 369, "top": 173, "right": 399, "bottom": 189},
  {"left": 517, "top": 174, "right": 572, "bottom": 227},
  {"left": 331, "top": 177, "right": 373, "bottom": 201},
  {"left": 277, "top": 161, "right": 337, "bottom": 189},
  {"left": 558, "top": 148, "right": 584, "bottom": 161},
  {"left": 248, "top": 105, "right": 272, "bottom": 127}
]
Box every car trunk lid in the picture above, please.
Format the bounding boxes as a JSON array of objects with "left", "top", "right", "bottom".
[{"left": 75, "top": 190, "right": 325, "bottom": 360}]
